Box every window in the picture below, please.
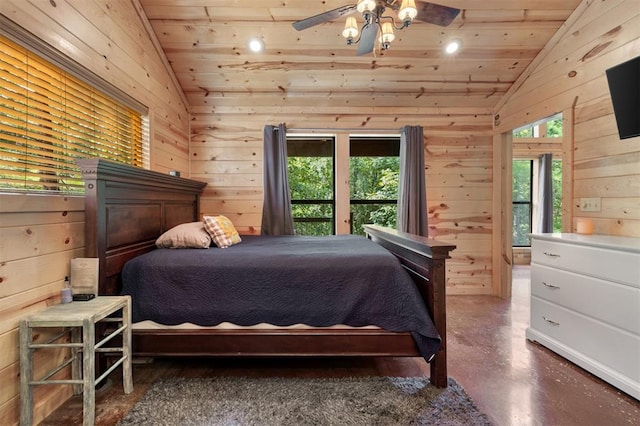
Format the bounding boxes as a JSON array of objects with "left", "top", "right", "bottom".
[
  {"left": 286, "top": 134, "right": 400, "bottom": 237},
  {"left": 0, "top": 29, "right": 147, "bottom": 194},
  {"left": 512, "top": 158, "right": 564, "bottom": 246},
  {"left": 512, "top": 113, "right": 564, "bottom": 246},
  {"left": 513, "top": 114, "right": 563, "bottom": 139},
  {"left": 512, "top": 159, "right": 533, "bottom": 246},
  {"left": 287, "top": 137, "right": 335, "bottom": 236},
  {"left": 550, "top": 159, "right": 563, "bottom": 232},
  {"left": 349, "top": 137, "right": 399, "bottom": 235}
]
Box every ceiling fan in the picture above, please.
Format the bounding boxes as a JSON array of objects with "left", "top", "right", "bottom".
[{"left": 292, "top": 0, "right": 460, "bottom": 56}]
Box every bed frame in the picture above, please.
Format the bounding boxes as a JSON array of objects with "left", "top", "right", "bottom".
[{"left": 77, "top": 158, "right": 456, "bottom": 388}]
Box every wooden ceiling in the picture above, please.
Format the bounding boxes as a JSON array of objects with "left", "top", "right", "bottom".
[{"left": 138, "top": 0, "right": 583, "bottom": 116}]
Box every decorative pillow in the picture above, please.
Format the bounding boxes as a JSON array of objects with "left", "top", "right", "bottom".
[
  {"left": 155, "top": 221, "right": 211, "bottom": 249},
  {"left": 203, "top": 215, "right": 242, "bottom": 248}
]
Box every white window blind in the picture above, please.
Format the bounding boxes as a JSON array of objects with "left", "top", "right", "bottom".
[{"left": 0, "top": 34, "right": 145, "bottom": 193}]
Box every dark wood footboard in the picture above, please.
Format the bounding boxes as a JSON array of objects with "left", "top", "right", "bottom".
[
  {"left": 364, "top": 224, "right": 455, "bottom": 388},
  {"left": 78, "top": 158, "right": 455, "bottom": 388}
]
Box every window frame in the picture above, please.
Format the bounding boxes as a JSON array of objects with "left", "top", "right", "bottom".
[
  {"left": 512, "top": 158, "right": 534, "bottom": 247},
  {"left": 287, "top": 136, "right": 336, "bottom": 235},
  {"left": 348, "top": 136, "right": 400, "bottom": 235},
  {"left": 286, "top": 133, "right": 401, "bottom": 236}
]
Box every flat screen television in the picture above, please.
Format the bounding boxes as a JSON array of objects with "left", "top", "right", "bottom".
[{"left": 605, "top": 55, "right": 640, "bottom": 140}]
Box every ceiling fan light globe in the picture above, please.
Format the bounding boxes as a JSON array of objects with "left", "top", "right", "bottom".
[
  {"left": 342, "top": 16, "right": 360, "bottom": 39},
  {"left": 398, "top": 0, "right": 418, "bottom": 23},
  {"left": 356, "top": 0, "right": 376, "bottom": 14},
  {"left": 380, "top": 22, "right": 395, "bottom": 43}
]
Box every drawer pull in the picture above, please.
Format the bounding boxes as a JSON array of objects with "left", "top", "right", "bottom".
[
  {"left": 542, "top": 316, "right": 560, "bottom": 326},
  {"left": 542, "top": 281, "right": 560, "bottom": 290},
  {"left": 543, "top": 252, "right": 560, "bottom": 258}
]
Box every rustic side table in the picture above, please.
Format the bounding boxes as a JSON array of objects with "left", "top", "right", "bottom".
[{"left": 19, "top": 296, "right": 133, "bottom": 426}]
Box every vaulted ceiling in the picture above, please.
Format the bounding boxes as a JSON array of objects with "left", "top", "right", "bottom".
[{"left": 139, "top": 0, "right": 583, "bottom": 117}]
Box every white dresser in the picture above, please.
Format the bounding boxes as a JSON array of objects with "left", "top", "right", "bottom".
[{"left": 527, "top": 233, "right": 640, "bottom": 400}]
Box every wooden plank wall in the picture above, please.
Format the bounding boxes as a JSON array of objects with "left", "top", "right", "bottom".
[
  {"left": 0, "top": 0, "right": 189, "bottom": 424},
  {"left": 425, "top": 131, "right": 494, "bottom": 293},
  {"left": 495, "top": 0, "right": 640, "bottom": 238},
  {"left": 0, "top": 195, "right": 84, "bottom": 425}
]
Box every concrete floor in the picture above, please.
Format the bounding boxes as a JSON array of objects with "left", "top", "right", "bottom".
[
  {"left": 43, "top": 265, "right": 640, "bottom": 425},
  {"left": 447, "top": 266, "right": 640, "bottom": 426}
]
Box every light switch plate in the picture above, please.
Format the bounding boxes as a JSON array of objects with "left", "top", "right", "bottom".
[{"left": 579, "top": 197, "right": 601, "bottom": 212}]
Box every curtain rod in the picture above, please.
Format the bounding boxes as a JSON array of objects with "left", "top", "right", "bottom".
[{"left": 278, "top": 127, "right": 403, "bottom": 133}]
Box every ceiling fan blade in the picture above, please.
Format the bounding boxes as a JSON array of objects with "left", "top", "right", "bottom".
[
  {"left": 413, "top": 1, "right": 460, "bottom": 27},
  {"left": 292, "top": 4, "right": 358, "bottom": 31},
  {"left": 357, "top": 22, "right": 379, "bottom": 56}
]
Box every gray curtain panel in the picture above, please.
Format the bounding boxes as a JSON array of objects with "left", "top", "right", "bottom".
[
  {"left": 397, "top": 125, "right": 429, "bottom": 236},
  {"left": 261, "top": 123, "right": 295, "bottom": 235},
  {"left": 537, "top": 153, "right": 554, "bottom": 233}
]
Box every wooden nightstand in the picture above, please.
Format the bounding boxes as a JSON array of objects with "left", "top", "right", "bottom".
[{"left": 19, "top": 296, "right": 133, "bottom": 426}]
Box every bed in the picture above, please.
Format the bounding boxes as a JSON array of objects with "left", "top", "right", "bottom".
[{"left": 77, "top": 158, "right": 456, "bottom": 388}]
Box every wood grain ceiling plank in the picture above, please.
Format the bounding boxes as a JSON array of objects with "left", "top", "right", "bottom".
[
  {"left": 442, "top": 0, "right": 582, "bottom": 10},
  {"left": 172, "top": 64, "right": 523, "bottom": 78},
  {"left": 189, "top": 105, "right": 494, "bottom": 116},
  {"left": 139, "top": 0, "right": 581, "bottom": 11},
  {"left": 176, "top": 78, "right": 511, "bottom": 90},
  {"left": 147, "top": 19, "right": 564, "bottom": 37},
  {"left": 137, "top": 5, "right": 210, "bottom": 20},
  {"left": 143, "top": 8, "right": 575, "bottom": 23},
  {"left": 185, "top": 93, "right": 501, "bottom": 108},
  {"left": 164, "top": 47, "right": 539, "bottom": 62},
  {"left": 150, "top": 35, "right": 559, "bottom": 52}
]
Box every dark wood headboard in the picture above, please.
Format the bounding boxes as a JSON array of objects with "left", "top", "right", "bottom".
[{"left": 77, "top": 159, "right": 206, "bottom": 295}]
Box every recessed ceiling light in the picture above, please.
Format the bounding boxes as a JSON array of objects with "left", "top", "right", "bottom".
[
  {"left": 444, "top": 39, "right": 462, "bottom": 55},
  {"left": 248, "top": 38, "right": 264, "bottom": 53}
]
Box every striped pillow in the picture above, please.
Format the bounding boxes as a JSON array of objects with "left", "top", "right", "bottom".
[{"left": 203, "top": 215, "right": 242, "bottom": 248}]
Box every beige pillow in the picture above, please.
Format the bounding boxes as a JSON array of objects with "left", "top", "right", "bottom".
[
  {"left": 203, "top": 215, "right": 242, "bottom": 248},
  {"left": 155, "top": 221, "right": 212, "bottom": 249}
]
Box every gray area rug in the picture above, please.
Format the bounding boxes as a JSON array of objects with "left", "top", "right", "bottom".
[{"left": 119, "top": 376, "right": 493, "bottom": 425}]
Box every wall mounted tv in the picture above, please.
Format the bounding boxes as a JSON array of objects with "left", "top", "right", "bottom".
[{"left": 605, "top": 55, "right": 640, "bottom": 140}]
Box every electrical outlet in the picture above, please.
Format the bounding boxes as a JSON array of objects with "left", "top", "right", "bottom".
[{"left": 579, "top": 197, "right": 601, "bottom": 212}]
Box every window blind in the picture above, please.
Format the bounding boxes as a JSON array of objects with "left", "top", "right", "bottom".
[{"left": 0, "top": 35, "right": 144, "bottom": 193}]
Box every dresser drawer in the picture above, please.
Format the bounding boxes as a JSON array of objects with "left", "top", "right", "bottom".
[
  {"left": 531, "top": 239, "right": 640, "bottom": 287},
  {"left": 530, "top": 297, "right": 640, "bottom": 381},
  {"left": 531, "top": 264, "right": 640, "bottom": 335}
]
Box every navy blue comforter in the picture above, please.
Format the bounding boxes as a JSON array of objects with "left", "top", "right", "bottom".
[{"left": 120, "top": 234, "right": 440, "bottom": 360}]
